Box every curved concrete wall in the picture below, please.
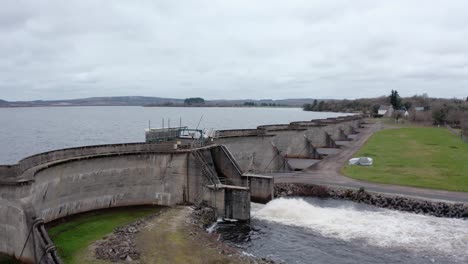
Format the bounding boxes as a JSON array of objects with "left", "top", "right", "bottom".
[
  {"left": 0, "top": 199, "right": 29, "bottom": 260},
  {"left": 29, "top": 153, "right": 188, "bottom": 223},
  {"left": 0, "top": 145, "right": 199, "bottom": 262}
]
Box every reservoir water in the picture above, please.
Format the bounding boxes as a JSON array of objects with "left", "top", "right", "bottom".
[
  {"left": 0, "top": 106, "right": 347, "bottom": 164},
  {"left": 216, "top": 197, "right": 468, "bottom": 264}
]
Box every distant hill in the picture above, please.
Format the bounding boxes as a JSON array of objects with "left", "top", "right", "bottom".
[
  {"left": 1, "top": 96, "right": 184, "bottom": 107},
  {"left": 0, "top": 96, "right": 318, "bottom": 107}
]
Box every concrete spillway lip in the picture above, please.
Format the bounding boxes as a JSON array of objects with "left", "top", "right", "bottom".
[
  {"left": 316, "top": 148, "right": 341, "bottom": 156},
  {"left": 335, "top": 141, "right": 351, "bottom": 147},
  {"left": 207, "top": 184, "right": 249, "bottom": 190},
  {"left": 287, "top": 158, "right": 321, "bottom": 170}
]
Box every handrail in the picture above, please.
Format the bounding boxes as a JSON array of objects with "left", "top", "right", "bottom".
[{"left": 219, "top": 146, "right": 244, "bottom": 177}]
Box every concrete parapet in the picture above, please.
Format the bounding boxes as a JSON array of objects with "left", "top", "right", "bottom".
[
  {"left": 257, "top": 124, "right": 292, "bottom": 131},
  {"left": 289, "top": 121, "right": 321, "bottom": 128},
  {"left": 215, "top": 129, "right": 266, "bottom": 138},
  {"left": 16, "top": 142, "right": 179, "bottom": 174},
  {"left": 0, "top": 165, "right": 18, "bottom": 180}
]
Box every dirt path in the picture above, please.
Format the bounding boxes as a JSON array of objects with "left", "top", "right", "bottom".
[
  {"left": 275, "top": 122, "right": 468, "bottom": 203},
  {"left": 136, "top": 206, "right": 254, "bottom": 264}
]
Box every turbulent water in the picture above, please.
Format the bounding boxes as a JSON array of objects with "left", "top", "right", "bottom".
[
  {"left": 0, "top": 106, "right": 347, "bottom": 164},
  {"left": 215, "top": 197, "right": 468, "bottom": 264}
]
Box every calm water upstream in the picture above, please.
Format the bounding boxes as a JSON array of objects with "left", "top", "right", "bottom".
[
  {"left": 0, "top": 106, "right": 347, "bottom": 164},
  {"left": 216, "top": 197, "right": 468, "bottom": 264}
]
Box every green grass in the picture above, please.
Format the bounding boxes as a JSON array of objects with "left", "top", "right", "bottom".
[
  {"left": 343, "top": 127, "right": 468, "bottom": 192},
  {"left": 48, "top": 207, "right": 159, "bottom": 264},
  {"left": 0, "top": 254, "right": 20, "bottom": 264}
]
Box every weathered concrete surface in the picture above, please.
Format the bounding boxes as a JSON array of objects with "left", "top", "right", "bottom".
[
  {"left": 215, "top": 116, "right": 362, "bottom": 173},
  {"left": 215, "top": 136, "right": 288, "bottom": 173},
  {"left": 287, "top": 158, "right": 320, "bottom": 171},
  {"left": 0, "top": 199, "right": 29, "bottom": 261},
  {"left": 316, "top": 148, "right": 341, "bottom": 156},
  {"left": 244, "top": 174, "right": 275, "bottom": 203},
  {"left": 210, "top": 146, "right": 274, "bottom": 204}
]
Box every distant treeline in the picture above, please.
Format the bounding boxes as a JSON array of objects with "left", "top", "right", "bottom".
[
  {"left": 304, "top": 92, "right": 468, "bottom": 127},
  {"left": 145, "top": 97, "right": 288, "bottom": 107}
]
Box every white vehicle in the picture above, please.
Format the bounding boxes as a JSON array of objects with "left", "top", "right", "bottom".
[{"left": 349, "top": 157, "right": 373, "bottom": 166}]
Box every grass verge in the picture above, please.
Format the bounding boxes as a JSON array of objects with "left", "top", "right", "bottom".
[
  {"left": 48, "top": 206, "right": 160, "bottom": 264},
  {"left": 0, "top": 254, "right": 20, "bottom": 264},
  {"left": 343, "top": 127, "right": 468, "bottom": 192}
]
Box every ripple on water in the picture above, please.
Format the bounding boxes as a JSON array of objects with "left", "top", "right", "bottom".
[{"left": 216, "top": 197, "right": 468, "bottom": 264}]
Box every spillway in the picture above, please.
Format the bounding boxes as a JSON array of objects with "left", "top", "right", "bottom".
[{"left": 215, "top": 197, "right": 468, "bottom": 264}]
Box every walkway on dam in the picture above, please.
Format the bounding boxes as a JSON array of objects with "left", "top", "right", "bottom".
[{"left": 275, "top": 122, "right": 468, "bottom": 204}]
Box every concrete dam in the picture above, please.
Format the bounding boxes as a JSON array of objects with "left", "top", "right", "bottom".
[{"left": 0, "top": 115, "right": 361, "bottom": 263}]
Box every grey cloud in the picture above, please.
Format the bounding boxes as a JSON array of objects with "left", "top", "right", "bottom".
[{"left": 0, "top": 0, "right": 467, "bottom": 100}]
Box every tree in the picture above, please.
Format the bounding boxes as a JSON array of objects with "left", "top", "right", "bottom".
[
  {"left": 389, "top": 90, "right": 402, "bottom": 109},
  {"left": 372, "top": 104, "right": 380, "bottom": 115},
  {"left": 403, "top": 101, "right": 412, "bottom": 110},
  {"left": 462, "top": 112, "right": 468, "bottom": 136},
  {"left": 184, "top": 97, "right": 205, "bottom": 105},
  {"left": 432, "top": 107, "right": 447, "bottom": 125},
  {"left": 317, "top": 101, "right": 325, "bottom": 111}
]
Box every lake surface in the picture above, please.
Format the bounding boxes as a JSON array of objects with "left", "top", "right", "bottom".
[{"left": 0, "top": 106, "right": 347, "bottom": 164}]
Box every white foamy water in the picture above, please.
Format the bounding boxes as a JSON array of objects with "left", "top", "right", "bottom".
[{"left": 253, "top": 198, "right": 468, "bottom": 258}]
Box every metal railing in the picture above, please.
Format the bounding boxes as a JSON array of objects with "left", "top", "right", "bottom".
[
  {"left": 19, "top": 218, "right": 62, "bottom": 264},
  {"left": 191, "top": 150, "right": 220, "bottom": 206}
]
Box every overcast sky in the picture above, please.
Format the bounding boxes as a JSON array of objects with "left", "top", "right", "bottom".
[{"left": 1, "top": 0, "right": 467, "bottom": 101}]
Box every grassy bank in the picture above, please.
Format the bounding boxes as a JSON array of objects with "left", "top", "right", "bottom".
[
  {"left": 343, "top": 127, "right": 468, "bottom": 192},
  {"left": 48, "top": 206, "right": 160, "bottom": 264},
  {"left": 0, "top": 254, "right": 20, "bottom": 264}
]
